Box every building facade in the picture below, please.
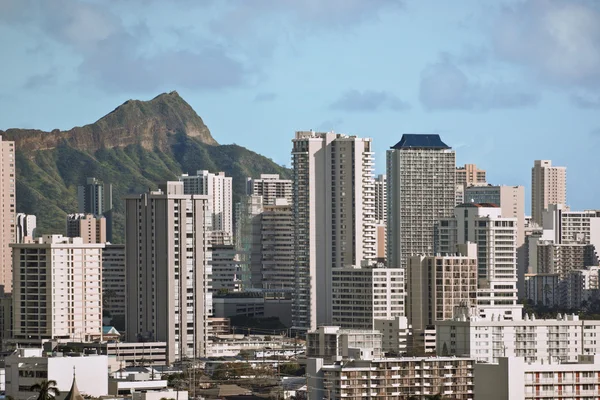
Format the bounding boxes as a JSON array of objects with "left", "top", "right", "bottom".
[
  {"left": 292, "top": 131, "right": 376, "bottom": 331},
  {"left": 456, "top": 163, "right": 486, "bottom": 188},
  {"left": 66, "top": 213, "right": 107, "bottom": 244},
  {"left": 102, "top": 244, "right": 126, "bottom": 330},
  {"left": 11, "top": 235, "right": 104, "bottom": 344},
  {"left": 78, "top": 177, "right": 113, "bottom": 242},
  {"left": 531, "top": 160, "right": 567, "bottom": 226},
  {"left": 125, "top": 182, "right": 212, "bottom": 363},
  {"left": 16, "top": 213, "right": 36, "bottom": 243},
  {"left": 246, "top": 174, "right": 292, "bottom": 205},
  {"left": 387, "top": 134, "right": 455, "bottom": 269},
  {"left": 0, "top": 136, "right": 15, "bottom": 293}
]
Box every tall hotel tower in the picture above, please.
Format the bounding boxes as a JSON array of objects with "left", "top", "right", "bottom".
[
  {"left": 531, "top": 160, "right": 567, "bottom": 226},
  {"left": 125, "top": 182, "right": 212, "bottom": 363},
  {"left": 387, "top": 134, "right": 455, "bottom": 269},
  {"left": 292, "top": 131, "right": 376, "bottom": 331}
]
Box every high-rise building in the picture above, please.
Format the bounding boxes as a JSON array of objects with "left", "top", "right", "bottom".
[
  {"left": 407, "top": 243, "right": 478, "bottom": 341},
  {"left": 180, "top": 170, "right": 233, "bottom": 240},
  {"left": 66, "top": 213, "right": 106, "bottom": 244},
  {"left": 102, "top": 244, "right": 125, "bottom": 331},
  {"left": 125, "top": 182, "right": 212, "bottom": 363},
  {"left": 0, "top": 136, "right": 16, "bottom": 293},
  {"left": 531, "top": 160, "right": 567, "bottom": 225},
  {"left": 210, "top": 244, "right": 243, "bottom": 293},
  {"left": 292, "top": 131, "right": 376, "bottom": 331},
  {"left": 15, "top": 213, "right": 36, "bottom": 243},
  {"left": 374, "top": 174, "right": 387, "bottom": 224},
  {"left": 246, "top": 174, "right": 292, "bottom": 205},
  {"left": 331, "top": 264, "right": 405, "bottom": 330},
  {"left": 436, "top": 203, "right": 521, "bottom": 320},
  {"left": 261, "top": 200, "right": 295, "bottom": 294},
  {"left": 387, "top": 134, "right": 456, "bottom": 269},
  {"left": 456, "top": 163, "right": 486, "bottom": 188},
  {"left": 10, "top": 235, "right": 104, "bottom": 345},
  {"left": 78, "top": 177, "right": 113, "bottom": 242}
]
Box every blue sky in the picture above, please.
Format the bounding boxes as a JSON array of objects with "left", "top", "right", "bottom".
[{"left": 1, "top": 0, "right": 600, "bottom": 210}]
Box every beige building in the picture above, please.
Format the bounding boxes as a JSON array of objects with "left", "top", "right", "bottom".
[
  {"left": 246, "top": 174, "right": 292, "bottom": 205},
  {"left": 66, "top": 213, "right": 106, "bottom": 244},
  {"left": 261, "top": 200, "right": 294, "bottom": 295},
  {"left": 407, "top": 243, "right": 478, "bottom": 343},
  {"left": 0, "top": 136, "right": 15, "bottom": 293},
  {"left": 78, "top": 177, "right": 113, "bottom": 242},
  {"left": 387, "top": 134, "right": 455, "bottom": 269},
  {"left": 531, "top": 160, "right": 567, "bottom": 225},
  {"left": 292, "top": 131, "right": 376, "bottom": 331},
  {"left": 180, "top": 170, "right": 233, "bottom": 239},
  {"left": 11, "top": 235, "right": 104, "bottom": 345},
  {"left": 456, "top": 163, "right": 486, "bottom": 187},
  {"left": 125, "top": 182, "right": 212, "bottom": 363}
]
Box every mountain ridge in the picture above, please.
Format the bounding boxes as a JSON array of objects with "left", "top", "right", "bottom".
[{"left": 4, "top": 92, "right": 290, "bottom": 242}]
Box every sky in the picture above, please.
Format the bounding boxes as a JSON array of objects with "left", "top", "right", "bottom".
[{"left": 1, "top": 0, "right": 600, "bottom": 211}]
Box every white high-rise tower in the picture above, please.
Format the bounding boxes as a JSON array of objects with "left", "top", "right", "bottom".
[{"left": 531, "top": 160, "right": 567, "bottom": 226}]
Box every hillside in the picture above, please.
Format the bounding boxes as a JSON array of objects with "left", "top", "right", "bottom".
[{"left": 1, "top": 92, "right": 291, "bottom": 243}]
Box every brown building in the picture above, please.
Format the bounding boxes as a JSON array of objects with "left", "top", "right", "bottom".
[{"left": 66, "top": 213, "right": 106, "bottom": 244}]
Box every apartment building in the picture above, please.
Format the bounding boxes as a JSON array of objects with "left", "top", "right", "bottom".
[
  {"left": 292, "top": 131, "right": 376, "bottom": 331},
  {"left": 16, "top": 213, "right": 36, "bottom": 243},
  {"left": 387, "top": 134, "right": 455, "bottom": 269},
  {"left": 541, "top": 204, "right": 600, "bottom": 249},
  {"left": 531, "top": 160, "right": 567, "bottom": 225},
  {"left": 66, "top": 213, "right": 107, "bottom": 244},
  {"left": 78, "top": 177, "right": 113, "bottom": 242},
  {"left": 456, "top": 163, "right": 486, "bottom": 188},
  {"left": 435, "top": 203, "right": 520, "bottom": 320},
  {"left": 125, "top": 182, "right": 212, "bottom": 363},
  {"left": 306, "top": 326, "right": 383, "bottom": 361},
  {"left": 307, "top": 356, "right": 475, "bottom": 400},
  {"left": 407, "top": 243, "right": 478, "bottom": 341},
  {"left": 0, "top": 136, "right": 16, "bottom": 292},
  {"left": 374, "top": 174, "right": 387, "bottom": 264},
  {"left": 260, "top": 200, "right": 294, "bottom": 296},
  {"left": 246, "top": 174, "right": 292, "bottom": 205},
  {"left": 374, "top": 316, "right": 411, "bottom": 355},
  {"left": 533, "top": 240, "right": 596, "bottom": 279},
  {"left": 331, "top": 265, "right": 404, "bottom": 330},
  {"left": 437, "top": 311, "right": 600, "bottom": 364},
  {"left": 524, "top": 273, "right": 561, "bottom": 307},
  {"left": 11, "top": 235, "right": 104, "bottom": 345},
  {"left": 210, "top": 244, "right": 243, "bottom": 293},
  {"left": 475, "top": 355, "right": 600, "bottom": 400},
  {"left": 102, "top": 244, "right": 126, "bottom": 330},
  {"left": 562, "top": 266, "right": 600, "bottom": 309},
  {"left": 180, "top": 170, "right": 233, "bottom": 239}
]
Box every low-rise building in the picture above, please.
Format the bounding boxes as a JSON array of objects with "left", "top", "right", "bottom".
[
  {"left": 374, "top": 316, "right": 411, "bottom": 355},
  {"left": 306, "top": 326, "right": 382, "bottom": 361},
  {"left": 206, "top": 334, "right": 297, "bottom": 358},
  {"left": 475, "top": 354, "right": 600, "bottom": 400},
  {"left": 307, "top": 356, "right": 475, "bottom": 400},
  {"left": 64, "top": 341, "right": 168, "bottom": 367}
]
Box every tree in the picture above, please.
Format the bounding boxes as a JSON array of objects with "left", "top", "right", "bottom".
[{"left": 30, "top": 380, "right": 60, "bottom": 400}]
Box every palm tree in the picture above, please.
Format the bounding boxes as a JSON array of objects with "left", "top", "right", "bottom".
[{"left": 30, "top": 380, "right": 60, "bottom": 400}]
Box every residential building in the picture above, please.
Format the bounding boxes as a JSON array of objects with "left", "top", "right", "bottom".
[
  {"left": 207, "top": 334, "right": 296, "bottom": 358},
  {"left": 66, "top": 213, "right": 106, "bottom": 244},
  {"left": 562, "top": 266, "right": 600, "bottom": 310},
  {"left": 66, "top": 341, "right": 168, "bottom": 367},
  {"left": 437, "top": 311, "right": 600, "bottom": 364},
  {"left": 234, "top": 195, "right": 263, "bottom": 289},
  {"left": 246, "top": 174, "right": 292, "bottom": 205},
  {"left": 125, "top": 182, "right": 212, "bottom": 363},
  {"left": 11, "top": 235, "right": 103, "bottom": 345},
  {"left": 78, "top": 177, "right": 113, "bottom": 242},
  {"left": 210, "top": 244, "right": 243, "bottom": 293},
  {"left": 541, "top": 204, "right": 600, "bottom": 250},
  {"left": 387, "top": 134, "right": 455, "bottom": 269},
  {"left": 0, "top": 285, "right": 11, "bottom": 349},
  {"left": 435, "top": 203, "right": 521, "bottom": 320},
  {"left": 16, "top": 213, "right": 36, "bottom": 243},
  {"left": 374, "top": 316, "right": 411, "bottom": 355},
  {"left": 306, "top": 326, "right": 383, "bottom": 361},
  {"left": 524, "top": 273, "right": 560, "bottom": 307},
  {"left": 374, "top": 174, "right": 387, "bottom": 224},
  {"left": 102, "top": 244, "right": 126, "bottom": 330},
  {"left": 531, "top": 160, "right": 567, "bottom": 225},
  {"left": 456, "top": 163, "right": 486, "bottom": 188},
  {"left": 0, "top": 136, "right": 15, "bottom": 293},
  {"left": 292, "top": 131, "right": 376, "bottom": 331},
  {"left": 407, "top": 243, "right": 478, "bottom": 345},
  {"left": 533, "top": 240, "right": 596, "bottom": 279},
  {"left": 331, "top": 264, "right": 405, "bottom": 330},
  {"left": 180, "top": 170, "right": 233, "bottom": 239},
  {"left": 307, "top": 356, "right": 475, "bottom": 400},
  {"left": 475, "top": 355, "right": 600, "bottom": 400},
  {"left": 5, "top": 349, "right": 108, "bottom": 400}
]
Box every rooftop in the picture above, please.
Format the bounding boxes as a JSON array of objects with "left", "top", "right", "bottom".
[{"left": 391, "top": 134, "right": 450, "bottom": 150}]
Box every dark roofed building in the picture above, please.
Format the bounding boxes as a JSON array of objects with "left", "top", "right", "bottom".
[{"left": 391, "top": 134, "right": 451, "bottom": 150}]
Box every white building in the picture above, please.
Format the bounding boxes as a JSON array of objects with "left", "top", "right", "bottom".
[
  {"left": 435, "top": 203, "right": 521, "bottom": 320},
  {"left": 541, "top": 204, "right": 600, "bottom": 249},
  {"left": 102, "top": 244, "right": 125, "bottom": 329},
  {"left": 246, "top": 174, "right": 292, "bottom": 205},
  {"left": 531, "top": 160, "right": 567, "bottom": 226},
  {"left": 331, "top": 264, "right": 405, "bottom": 330},
  {"left": 292, "top": 131, "right": 376, "bottom": 331},
  {"left": 475, "top": 355, "right": 600, "bottom": 400},
  {"left": 306, "top": 326, "right": 383, "bottom": 361},
  {"left": 10, "top": 235, "right": 104, "bottom": 345},
  {"left": 180, "top": 170, "right": 233, "bottom": 239},
  {"left": 16, "top": 213, "right": 36, "bottom": 243},
  {"left": 125, "top": 182, "right": 212, "bottom": 363},
  {"left": 6, "top": 348, "right": 108, "bottom": 400},
  {"left": 436, "top": 311, "right": 600, "bottom": 364},
  {"left": 386, "top": 134, "right": 456, "bottom": 269}
]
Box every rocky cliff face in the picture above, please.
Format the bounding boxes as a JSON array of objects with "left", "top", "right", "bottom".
[
  {"left": 1, "top": 91, "right": 217, "bottom": 155},
  {"left": 3, "top": 92, "right": 289, "bottom": 242}
]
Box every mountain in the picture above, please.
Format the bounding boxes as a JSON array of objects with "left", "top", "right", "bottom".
[{"left": 1, "top": 91, "right": 291, "bottom": 243}]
